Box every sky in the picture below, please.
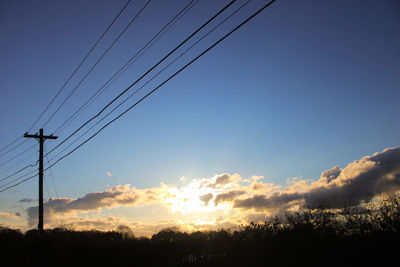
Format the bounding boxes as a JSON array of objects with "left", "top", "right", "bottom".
[{"left": 0, "top": 0, "right": 399, "bottom": 236}]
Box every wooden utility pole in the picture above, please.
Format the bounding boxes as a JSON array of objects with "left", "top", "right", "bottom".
[{"left": 24, "top": 128, "right": 58, "bottom": 237}]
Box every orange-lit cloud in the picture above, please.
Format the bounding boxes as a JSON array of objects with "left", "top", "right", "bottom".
[
  {"left": 234, "top": 147, "right": 400, "bottom": 211},
  {"left": 21, "top": 147, "right": 400, "bottom": 236},
  {"left": 0, "top": 211, "right": 21, "bottom": 220}
]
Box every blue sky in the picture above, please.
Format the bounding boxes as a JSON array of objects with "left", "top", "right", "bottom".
[{"left": 0, "top": 0, "right": 399, "bottom": 233}]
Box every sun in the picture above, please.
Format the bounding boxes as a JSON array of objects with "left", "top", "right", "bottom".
[{"left": 163, "top": 179, "right": 232, "bottom": 215}]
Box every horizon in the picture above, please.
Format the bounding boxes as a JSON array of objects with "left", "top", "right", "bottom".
[{"left": 0, "top": 0, "right": 399, "bottom": 237}]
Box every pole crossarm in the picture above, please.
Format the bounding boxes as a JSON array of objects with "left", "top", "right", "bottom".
[{"left": 24, "top": 132, "right": 58, "bottom": 140}]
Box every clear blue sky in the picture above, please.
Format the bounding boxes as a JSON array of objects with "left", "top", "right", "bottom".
[{"left": 0, "top": 0, "right": 399, "bottom": 229}]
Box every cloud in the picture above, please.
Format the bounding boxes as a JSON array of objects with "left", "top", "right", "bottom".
[
  {"left": 180, "top": 176, "right": 188, "bottom": 183},
  {"left": 27, "top": 185, "right": 150, "bottom": 226},
  {"left": 214, "top": 190, "right": 246, "bottom": 205},
  {"left": 106, "top": 172, "right": 112, "bottom": 178},
  {"left": 20, "top": 198, "right": 34, "bottom": 203},
  {"left": 200, "top": 173, "right": 239, "bottom": 189},
  {"left": 251, "top": 175, "right": 264, "bottom": 181},
  {"left": 319, "top": 166, "right": 341, "bottom": 184},
  {"left": 0, "top": 211, "right": 21, "bottom": 220},
  {"left": 234, "top": 192, "right": 302, "bottom": 212},
  {"left": 199, "top": 193, "right": 213, "bottom": 205},
  {"left": 234, "top": 147, "right": 400, "bottom": 211},
  {"left": 20, "top": 147, "right": 400, "bottom": 233}
]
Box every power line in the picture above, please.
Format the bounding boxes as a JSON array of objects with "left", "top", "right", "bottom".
[
  {"left": 0, "top": 173, "right": 37, "bottom": 193},
  {"left": 0, "top": 138, "right": 28, "bottom": 159},
  {"left": 0, "top": 146, "right": 52, "bottom": 194},
  {"left": 0, "top": 168, "right": 37, "bottom": 190},
  {"left": 45, "top": 0, "right": 236, "bottom": 157},
  {"left": 0, "top": 143, "right": 36, "bottom": 168},
  {"left": 0, "top": 136, "right": 22, "bottom": 154},
  {"left": 45, "top": 144, "right": 58, "bottom": 199},
  {"left": 0, "top": 0, "right": 133, "bottom": 164},
  {"left": 52, "top": 0, "right": 199, "bottom": 136},
  {"left": 44, "top": 174, "right": 51, "bottom": 201},
  {"left": 49, "top": 0, "right": 251, "bottom": 163},
  {"left": 49, "top": 0, "right": 200, "bottom": 157},
  {"left": 0, "top": 0, "right": 183, "bottom": 191},
  {"left": 0, "top": 0, "right": 277, "bottom": 193},
  {"left": 0, "top": 163, "right": 37, "bottom": 184},
  {"left": 44, "top": 0, "right": 276, "bottom": 172},
  {"left": 27, "top": 0, "right": 133, "bottom": 133},
  {"left": 41, "top": 0, "right": 151, "bottom": 129},
  {"left": 0, "top": 139, "right": 28, "bottom": 159},
  {"left": 0, "top": 150, "right": 37, "bottom": 177}
]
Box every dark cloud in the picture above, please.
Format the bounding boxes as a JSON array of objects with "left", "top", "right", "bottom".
[
  {"left": 319, "top": 165, "right": 341, "bottom": 183},
  {"left": 201, "top": 174, "right": 236, "bottom": 189},
  {"left": 27, "top": 185, "right": 141, "bottom": 226},
  {"left": 199, "top": 193, "right": 213, "bottom": 205},
  {"left": 252, "top": 183, "right": 266, "bottom": 191},
  {"left": 234, "top": 192, "right": 301, "bottom": 211},
  {"left": 234, "top": 147, "right": 400, "bottom": 211},
  {"left": 20, "top": 198, "right": 34, "bottom": 203},
  {"left": 214, "top": 190, "right": 246, "bottom": 205}
]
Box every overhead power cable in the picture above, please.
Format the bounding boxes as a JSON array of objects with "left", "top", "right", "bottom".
[
  {"left": 44, "top": 175, "right": 51, "bottom": 201},
  {"left": 0, "top": 0, "right": 277, "bottom": 193},
  {"left": 41, "top": 0, "right": 151, "bottom": 129},
  {"left": 49, "top": 0, "right": 251, "bottom": 163},
  {"left": 0, "top": 143, "right": 36, "bottom": 168},
  {"left": 0, "top": 136, "right": 22, "bottom": 154},
  {"left": 0, "top": 163, "right": 37, "bottom": 184},
  {"left": 0, "top": 139, "right": 29, "bottom": 159},
  {"left": 45, "top": 0, "right": 277, "bottom": 171},
  {"left": 0, "top": 0, "right": 132, "bottom": 165},
  {"left": 45, "top": 144, "right": 58, "bottom": 198},
  {"left": 52, "top": 0, "right": 199, "bottom": 136},
  {"left": 46, "top": 0, "right": 236, "bottom": 157},
  {"left": 0, "top": 167, "right": 37, "bottom": 190},
  {"left": 0, "top": 150, "right": 37, "bottom": 177},
  {"left": 27, "top": 0, "right": 133, "bottom": 133},
  {"left": 0, "top": 173, "right": 38, "bottom": 193}
]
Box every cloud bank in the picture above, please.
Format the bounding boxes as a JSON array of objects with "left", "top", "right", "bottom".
[
  {"left": 233, "top": 147, "right": 400, "bottom": 211},
  {"left": 22, "top": 146, "right": 400, "bottom": 235}
]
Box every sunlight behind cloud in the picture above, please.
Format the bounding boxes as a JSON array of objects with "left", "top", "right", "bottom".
[
  {"left": 16, "top": 146, "right": 400, "bottom": 236},
  {"left": 163, "top": 175, "right": 235, "bottom": 214}
]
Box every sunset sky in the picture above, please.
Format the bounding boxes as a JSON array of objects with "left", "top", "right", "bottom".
[{"left": 0, "top": 0, "right": 399, "bottom": 236}]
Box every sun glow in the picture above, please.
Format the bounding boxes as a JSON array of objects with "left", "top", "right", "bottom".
[{"left": 163, "top": 177, "right": 234, "bottom": 216}]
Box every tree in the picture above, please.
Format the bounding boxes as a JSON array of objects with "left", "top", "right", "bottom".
[{"left": 116, "top": 225, "right": 135, "bottom": 239}]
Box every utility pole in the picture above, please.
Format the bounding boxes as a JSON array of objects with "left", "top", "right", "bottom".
[{"left": 24, "top": 128, "right": 58, "bottom": 237}]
